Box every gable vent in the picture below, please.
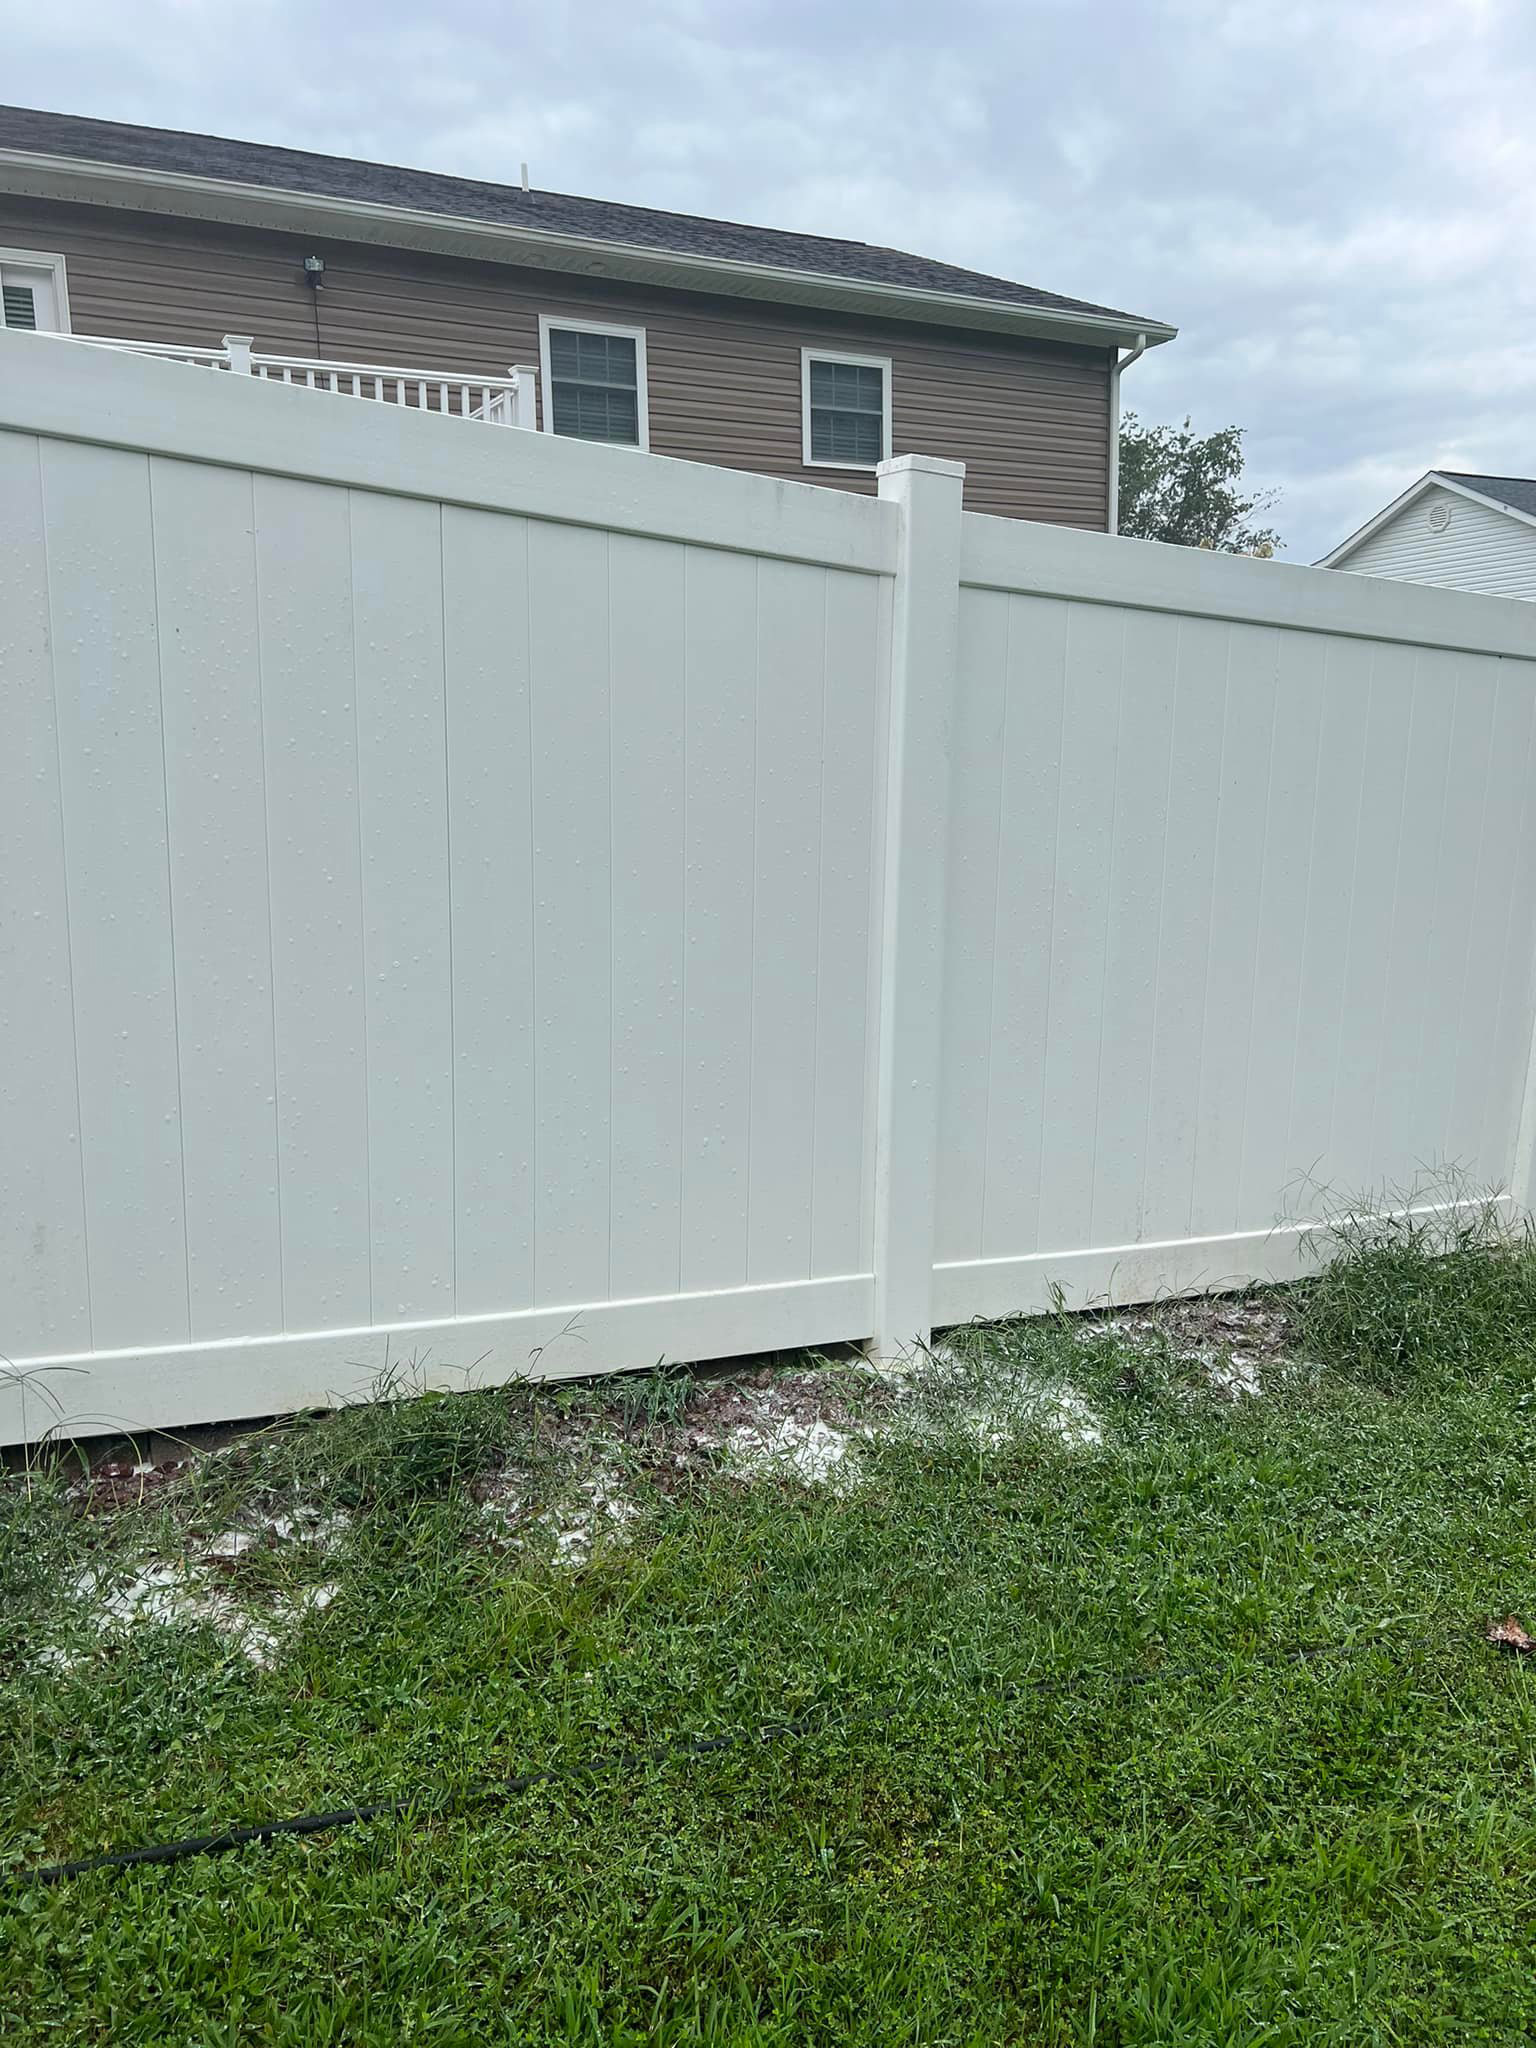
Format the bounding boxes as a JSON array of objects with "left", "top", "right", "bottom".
[{"left": 1428, "top": 501, "right": 1453, "bottom": 533}]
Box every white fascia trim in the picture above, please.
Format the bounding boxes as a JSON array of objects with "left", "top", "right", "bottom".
[
  {"left": 0, "top": 243, "right": 71, "bottom": 331},
  {"left": 1319, "top": 470, "right": 1536, "bottom": 566},
  {"left": 537, "top": 311, "right": 649, "bottom": 450},
  {"left": 801, "top": 346, "right": 892, "bottom": 471},
  {"left": 0, "top": 147, "right": 1179, "bottom": 353}
]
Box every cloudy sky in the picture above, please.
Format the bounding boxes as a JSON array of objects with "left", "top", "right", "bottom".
[{"left": 7, "top": 0, "right": 1534, "bottom": 557}]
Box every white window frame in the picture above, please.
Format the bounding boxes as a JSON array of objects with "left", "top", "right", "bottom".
[
  {"left": 800, "top": 347, "right": 892, "bottom": 471},
  {"left": 0, "top": 247, "right": 72, "bottom": 333},
  {"left": 538, "top": 314, "right": 650, "bottom": 451}
]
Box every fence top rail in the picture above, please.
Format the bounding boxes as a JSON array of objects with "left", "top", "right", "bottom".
[
  {"left": 0, "top": 329, "right": 896, "bottom": 577},
  {"left": 50, "top": 333, "right": 231, "bottom": 361},
  {"left": 961, "top": 509, "right": 1536, "bottom": 663}
]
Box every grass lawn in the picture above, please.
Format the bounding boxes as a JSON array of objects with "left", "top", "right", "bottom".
[{"left": 5, "top": 1208, "right": 1536, "bottom": 2044}]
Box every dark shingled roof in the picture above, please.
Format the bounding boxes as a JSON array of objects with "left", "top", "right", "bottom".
[
  {"left": 1436, "top": 472, "right": 1536, "bottom": 520},
  {"left": 0, "top": 103, "right": 1164, "bottom": 332}
]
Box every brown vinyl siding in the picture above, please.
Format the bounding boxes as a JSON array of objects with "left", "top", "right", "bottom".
[{"left": 0, "top": 194, "right": 1112, "bottom": 525}]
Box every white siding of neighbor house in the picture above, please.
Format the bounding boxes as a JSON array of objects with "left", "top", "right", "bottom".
[{"left": 1339, "top": 484, "right": 1536, "bottom": 601}]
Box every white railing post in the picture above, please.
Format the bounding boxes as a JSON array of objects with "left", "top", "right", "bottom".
[
  {"left": 869, "top": 453, "right": 966, "bottom": 1361},
  {"left": 222, "top": 333, "right": 254, "bottom": 375},
  {"left": 510, "top": 364, "right": 538, "bottom": 431}
]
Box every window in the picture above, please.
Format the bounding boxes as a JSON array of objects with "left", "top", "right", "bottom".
[
  {"left": 538, "top": 316, "right": 648, "bottom": 449},
  {"left": 801, "top": 349, "right": 891, "bottom": 469},
  {"left": 0, "top": 249, "right": 70, "bottom": 334}
]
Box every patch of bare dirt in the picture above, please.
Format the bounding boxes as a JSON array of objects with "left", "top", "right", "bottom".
[{"left": 1078, "top": 1290, "right": 1296, "bottom": 1400}]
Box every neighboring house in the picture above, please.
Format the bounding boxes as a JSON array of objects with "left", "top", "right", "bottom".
[
  {"left": 0, "top": 104, "right": 1174, "bottom": 527},
  {"left": 1319, "top": 471, "right": 1536, "bottom": 601}
]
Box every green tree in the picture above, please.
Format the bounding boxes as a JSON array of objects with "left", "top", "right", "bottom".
[{"left": 1117, "top": 413, "right": 1281, "bottom": 554}]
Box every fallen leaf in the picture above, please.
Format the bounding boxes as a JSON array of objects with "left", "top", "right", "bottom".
[{"left": 1486, "top": 1616, "right": 1536, "bottom": 1654}]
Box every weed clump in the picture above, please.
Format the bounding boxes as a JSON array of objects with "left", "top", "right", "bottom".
[
  {"left": 1295, "top": 1190, "right": 1536, "bottom": 1390},
  {"left": 262, "top": 1377, "right": 536, "bottom": 1509}
]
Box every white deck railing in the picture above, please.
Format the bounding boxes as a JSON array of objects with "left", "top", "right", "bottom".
[{"left": 55, "top": 331, "right": 538, "bottom": 428}]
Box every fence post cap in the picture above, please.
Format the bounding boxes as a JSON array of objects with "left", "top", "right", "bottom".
[{"left": 877, "top": 453, "right": 965, "bottom": 482}]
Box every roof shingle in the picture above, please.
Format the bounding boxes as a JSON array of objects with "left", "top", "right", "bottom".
[
  {"left": 1436, "top": 472, "right": 1536, "bottom": 520},
  {"left": 0, "top": 103, "right": 1166, "bottom": 333}
]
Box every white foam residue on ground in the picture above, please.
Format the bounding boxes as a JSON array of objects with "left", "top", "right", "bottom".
[
  {"left": 195, "top": 1507, "right": 351, "bottom": 1567},
  {"left": 1025, "top": 1380, "right": 1105, "bottom": 1446},
  {"left": 948, "top": 1380, "right": 1104, "bottom": 1451},
  {"left": 538, "top": 1470, "right": 640, "bottom": 1566},
  {"left": 724, "top": 1415, "right": 852, "bottom": 1484},
  {"left": 262, "top": 1508, "right": 352, "bottom": 1549},
  {"left": 61, "top": 1558, "right": 340, "bottom": 1669},
  {"left": 1209, "top": 1351, "right": 1263, "bottom": 1398},
  {"left": 926, "top": 1338, "right": 1106, "bottom": 1451}
]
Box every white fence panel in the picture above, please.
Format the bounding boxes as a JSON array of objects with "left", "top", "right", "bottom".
[
  {"left": 0, "top": 338, "right": 890, "bottom": 1440},
  {"left": 5, "top": 330, "right": 1536, "bottom": 1443},
  {"left": 936, "top": 517, "right": 1536, "bottom": 1321}
]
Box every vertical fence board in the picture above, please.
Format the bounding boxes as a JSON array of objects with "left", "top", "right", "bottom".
[
  {"left": 1415, "top": 658, "right": 1498, "bottom": 1169},
  {"left": 1035, "top": 601, "right": 1125, "bottom": 1249},
  {"left": 1136, "top": 618, "right": 1228, "bottom": 1237},
  {"left": 1084, "top": 609, "right": 1179, "bottom": 1246},
  {"left": 0, "top": 432, "right": 91, "bottom": 1360},
  {"left": 443, "top": 506, "right": 536, "bottom": 1318},
  {"left": 1281, "top": 637, "right": 1375, "bottom": 1192},
  {"left": 351, "top": 490, "right": 455, "bottom": 1324},
  {"left": 41, "top": 439, "right": 188, "bottom": 1351},
  {"left": 746, "top": 561, "right": 825, "bottom": 1283},
  {"left": 1364, "top": 650, "right": 1460, "bottom": 1190},
  {"left": 680, "top": 549, "right": 757, "bottom": 1293},
  {"left": 1325, "top": 646, "right": 1415, "bottom": 1189},
  {"left": 151, "top": 457, "right": 283, "bottom": 1341},
  {"left": 1233, "top": 634, "right": 1329, "bottom": 1222},
  {"left": 609, "top": 534, "right": 687, "bottom": 1299},
  {"left": 935, "top": 587, "right": 1007, "bottom": 1264},
  {"left": 1186, "top": 624, "right": 1282, "bottom": 1237},
  {"left": 811, "top": 570, "right": 882, "bottom": 1279},
  {"left": 1448, "top": 664, "right": 1536, "bottom": 1181},
  {"left": 529, "top": 519, "right": 613, "bottom": 1306},
  {"left": 255, "top": 474, "right": 372, "bottom": 1332},
  {"left": 978, "top": 594, "right": 1069, "bottom": 1261},
  {"left": 1479, "top": 662, "right": 1536, "bottom": 1186}
]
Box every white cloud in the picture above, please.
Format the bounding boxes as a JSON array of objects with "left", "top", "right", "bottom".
[{"left": 2, "top": 0, "right": 1534, "bottom": 554}]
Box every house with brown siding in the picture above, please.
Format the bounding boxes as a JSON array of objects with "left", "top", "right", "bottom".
[{"left": 0, "top": 105, "right": 1174, "bottom": 525}]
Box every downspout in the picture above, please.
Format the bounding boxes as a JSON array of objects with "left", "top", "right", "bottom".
[{"left": 1107, "top": 331, "right": 1148, "bottom": 534}]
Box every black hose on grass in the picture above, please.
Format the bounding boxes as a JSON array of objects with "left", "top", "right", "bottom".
[
  {"left": 18, "top": 1719, "right": 826, "bottom": 1885},
  {"left": 15, "top": 1643, "right": 1391, "bottom": 1885}
]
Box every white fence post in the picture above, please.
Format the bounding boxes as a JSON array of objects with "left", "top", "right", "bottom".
[
  {"left": 510, "top": 364, "right": 538, "bottom": 430},
  {"left": 870, "top": 453, "right": 966, "bottom": 1360},
  {"left": 222, "top": 333, "right": 254, "bottom": 375}
]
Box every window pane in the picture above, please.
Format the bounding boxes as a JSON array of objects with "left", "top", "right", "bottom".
[
  {"left": 809, "top": 359, "right": 882, "bottom": 413},
  {"left": 549, "top": 328, "right": 636, "bottom": 390},
  {"left": 547, "top": 327, "right": 642, "bottom": 444},
  {"left": 551, "top": 380, "right": 640, "bottom": 444},
  {"left": 807, "top": 357, "right": 886, "bottom": 464},
  {"left": 811, "top": 407, "right": 883, "bottom": 465}
]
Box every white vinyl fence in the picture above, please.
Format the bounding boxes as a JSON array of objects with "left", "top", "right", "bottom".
[{"left": 3, "top": 330, "right": 1535, "bottom": 1442}]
